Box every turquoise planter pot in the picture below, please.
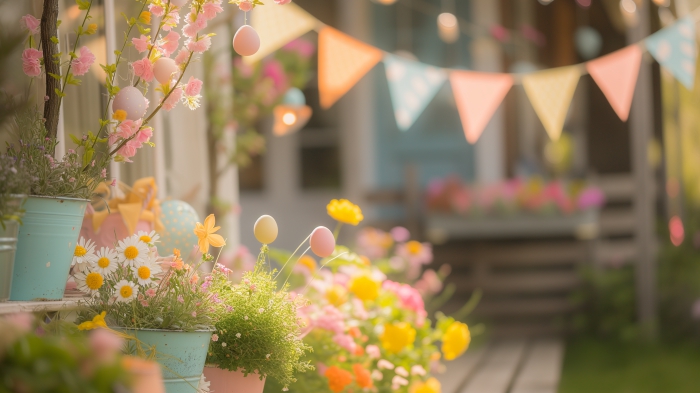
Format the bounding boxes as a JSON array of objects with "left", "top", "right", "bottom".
[
  {"left": 129, "top": 329, "right": 213, "bottom": 393},
  {"left": 10, "top": 196, "right": 88, "bottom": 301}
]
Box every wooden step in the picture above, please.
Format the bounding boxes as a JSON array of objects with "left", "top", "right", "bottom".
[
  {"left": 474, "top": 298, "right": 574, "bottom": 318},
  {"left": 511, "top": 338, "right": 565, "bottom": 393},
  {"left": 434, "top": 242, "right": 587, "bottom": 268},
  {"left": 461, "top": 339, "right": 528, "bottom": 393},
  {"left": 594, "top": 239, "right": 636, "bottom": 266},
  {"left": 450, "top": 271, "right": 580, "bottom": 295},
  {"left": 598, "top": 208, "right": 636, "bottom": 236}
]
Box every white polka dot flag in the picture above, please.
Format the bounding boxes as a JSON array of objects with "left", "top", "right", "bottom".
[
  {"left": 383, "top": 54, "right": 447, "bottom": 131},
  {"left": 586, "top": 45, "right": 643, "bottom": 122},
  {"left": 450, "top": 71, "right": 513, "bottom": 144},
  {"left": 247, "top": 2, "right": 319, "bottom": 64},
  {"left": 646, "top": 16, "right": 697, "bottom": 90},
  {"left": 522, "top": 66, "right": 581, "bottom": 142}
]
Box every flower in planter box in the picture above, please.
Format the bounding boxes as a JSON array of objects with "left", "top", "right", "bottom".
[
  {"left": 116, "top": 235, "right": 149, "bottom": 267},
  {"left": 72, "top": 237, "right": 98, "bottom": 272}
]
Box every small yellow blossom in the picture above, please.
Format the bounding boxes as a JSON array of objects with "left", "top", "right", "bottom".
[
  {"left": 78, "top": 311, "right": 107, "bottom": 331},
  {"left": 112, "top": 109, "right": 127, "bottom": 122},
  {"left": 139, "top": 11, "right": 151, "bottom": 24},
  {"left": 194, "top": 214, "right": 226, "bottom": 254},
  {"left": 410, "top": 378, "right": 441, "bottom": 393},
  {"left": 441, "top": 321, "right": 470, "bottom": 360},
  {"left": 85, "top": 23, "right": 98, "bottom": 35},
  {"left": 327, "top": 199, "right": 364, "bottom": 226},
  {"left": 326, "top": 284, "right": 348, "bottom": 307},
  {"left": 380, "top": 322, "right": 416, "bottom": 354},
  {"left": 406, "top": 240, "right": 423, "bottom": 255},
  {"left": 298, "top": 255, "right": 317, "bottom": 272},
  {"left": 349, "top": 275, "right": 379, "bottom": 302}
]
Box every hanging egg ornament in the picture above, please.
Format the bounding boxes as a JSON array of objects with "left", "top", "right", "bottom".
[
  {"left": 254, "top": 215, "right": 278, "bottom": 244},
  {"left": 170, "top": 0, "right": 188, "bottom": 6},
  {"left": 153, "top": 57, "right": 180, "bottom": 85},
  {"left": 282, "top": 87, "right": 306, "bottom": 106},
  {"left": 233, "top": 25, "right": 261, "bottom": 57},
  {"left": 112, "top": 86, "right": 148, "bottom": 121},
  {"left": 310, "top": 226, "right": 336, "bottom": 258}
]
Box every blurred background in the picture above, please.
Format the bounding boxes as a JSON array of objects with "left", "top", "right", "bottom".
[{"left": 2, "top": 0, "right": 700, "bottom": 391}]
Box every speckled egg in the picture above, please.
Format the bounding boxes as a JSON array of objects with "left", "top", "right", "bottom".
[
  {"left": 156, "top": 200, "right": 200, "bottom": 256},
  {"left": 112, "top": 86, "right": 148, "bottom": 120}
]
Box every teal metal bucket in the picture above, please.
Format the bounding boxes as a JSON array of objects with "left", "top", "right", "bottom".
[
  {"left": 129, "top": 329, "right": 212, "bottom": 393},
  {"left": 10, "top": 196, "right": 88, "bottom": 301}
]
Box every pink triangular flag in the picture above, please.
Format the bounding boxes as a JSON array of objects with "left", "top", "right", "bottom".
[
  {"left": 586, "top": 45, "right": 643, "bottom": 121},
  {"left": 450, "top": 71, "right": 513, "bottom": 144}
]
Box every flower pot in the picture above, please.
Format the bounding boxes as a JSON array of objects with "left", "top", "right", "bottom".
[
  {"left": 203, "top": 366, "right": 266, "bottom": 393},
  {"left": 10, "top": 196, "right": 89, "bottom": 301},
  {"left": 1, "top": 195, "right": 25, "bottom": 301},
  {"left": 127, "top": 329, "right": 212, "bottom": 393}
]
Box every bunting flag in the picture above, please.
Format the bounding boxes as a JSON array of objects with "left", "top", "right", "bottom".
[
  {"left": 646, "top": 16, "right": 697, "bottom": 89},
  {"left": 247, "top": 3, "right": 318, "bottom": 63},
  {"left": 318, "top": 27, "right": 383, "bottom": 109},
  {"left": 384, "top": 54, "right": 447, "bottom": 131},
  {"left": 586, "top": 45, "right": 643, "bottom": 121},
  {"left": 450, "top": 71, "right": 513, "bottom": 143},
  {"left": 522, "top": 66, "right": 580, "bottom": 141}
]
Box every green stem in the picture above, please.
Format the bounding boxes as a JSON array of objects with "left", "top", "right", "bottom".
[
  {"left": 333, "top": 222, "right": 343, "bottom": 240},
  {"left": 59, "top": 0, "right": 93, "bottom": 98}
]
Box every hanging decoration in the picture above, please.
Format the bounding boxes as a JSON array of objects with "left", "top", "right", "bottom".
[
  {"left": 645, "top": 16, "right": 697, "bottom": 89},
  {"left": 273, "top": 88, "right": 313, "bottom": 136},
  {"left": 318, "top": 26, "right": 383, "bottom": 109},
  {"left": 450, "top": 71, "right": 513, "bottom": 144},
  {"left": 586, "top": 45, "right": 643, "bottom": 121},
  {"left": 522, "top": 66, "right": 581, "bottom": 141},
  {"left": 233, "top": 25, "right": 261, "bottom": 57},
  {"left": 383, "top": 54, "right": 447, "bottom": 131},
  {"left": 247, "top": 2, "right": 318, "bottom": 63}
]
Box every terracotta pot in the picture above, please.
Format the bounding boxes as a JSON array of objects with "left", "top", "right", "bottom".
[
  {"left": 203, "top": 366, "right": 266, "bottom": 393},
  {"left": 122, "top": 356, "right": 165, "bottom": 393}
]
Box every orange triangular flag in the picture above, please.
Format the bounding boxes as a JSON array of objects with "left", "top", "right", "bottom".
[
  {"left": 450, "top": 71, "right": 513, "bottom": 144},
  {"left": 318, "top": 27, "right": 383, "bottom": 109},
  {"left": 586, "top": 45, "right": 642, "bottom": 121}
]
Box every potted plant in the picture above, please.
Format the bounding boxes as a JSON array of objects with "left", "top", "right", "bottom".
[
  {"left": 6, "top": 0, "right": 229, "bottom": 301},
  {"left": 73, "top": 213, "right": 228, "bottom": 392},
  {"left": 0, "top": 155, "right": 32, "bottom": 301},
  {"left": 204, "top": 256, "right": 313, "bottom": 393}
]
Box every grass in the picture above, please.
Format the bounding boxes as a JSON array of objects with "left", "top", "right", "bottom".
[{"left": 558, "top": 338, "right": 700, "bottom": 393}]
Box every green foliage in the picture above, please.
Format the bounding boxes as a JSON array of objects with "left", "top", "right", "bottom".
[
  {"left": 0, "top": 154, "right": 33, "bottom": 225},
  {"left": 206, "top": 260, "right": 313, "bottom": 389}
]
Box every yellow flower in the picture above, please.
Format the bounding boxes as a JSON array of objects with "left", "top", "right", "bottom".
[
  {"left": 406, "top": 240, "right": 423, "bottom": 255},
  {"left": 78, "top": 311, "right": 107, "bottom": 331},
  {"left": 85, "top": 23, "right": 98, "bottom": 35},
  {"left": 194, "top": 214, "right": 226, "bottom": 254},
  {"left": 380, "top": 322, "right": 416, "bottom": 354},
  {"left": 298, "top": 255, "right": 317, "bottom": 272},
  {"left": 410, "top": 378, "right": 441, "bottom": 393},
  {"left": 441, "top": 321, "right": 470, "bottom": 360},
  {"left": 326, "top": 284, "right": 348, "bottom": 306},
  {"left": 349, "top": 275, "right": 379, "bottom": 302},
  {"left": 139, "top": 11, "right": 151, "bottom": 24},
  {"left": 112, "top": 109, "right": 127, "bottom": 122},
  {"left": 327, "top": 199, "right": 364, "bottom": 226}
]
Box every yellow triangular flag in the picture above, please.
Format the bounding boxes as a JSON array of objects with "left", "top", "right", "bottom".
[
  {"left": 522, "top": 66, "right": 580, "bottom": 141},
  {"left": 117, "top": 203, "right": 143, "bottom": 236},
  {"left": 246, "top": 3, "right": 318, "bottom": 63}
]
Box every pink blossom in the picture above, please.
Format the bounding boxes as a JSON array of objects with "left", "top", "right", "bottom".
[
  {"left": 145, "top": 288, "right": 156, "bottom": 297},
  {"left": 377, "top": 359, "right": 394, "bottom": 370},
  {"left": 262, "top": 59, "right": 288, "bottom": 92},
  {"left": 22, "top": 48, "right": 42, "bottom": 77},
  {"left": 174, "top": 48, "right": 191, "bottom": 65},
  {"left": 333, "top": 334, "right": 357, "bottom": 353},
  {"left": 161, "top": 31, "right": 180, "bottom": 56},
  {"left": 89, "top": 329, "right": 124, "bottom": 364},
  {"left": 132, "top": 35, "right": 150, "bottom": 53},
  {"left": 392, "top": 376, "right": 408, "bottom": 390},
  {"left": 274, "top": 0, "right": 292, "bottom": 4},
  {"left": 117, "top": 139, "right": 142, "bottom": 160},
  {"left": 100, "top": 168, "right": 107, "bottom": 178},
  {"left": 395, "top": 367, "right": 409, "bottom": 377},
  {"left": 234, "top": 57, "right": 253, "bottom": 78},
  {"left": 5, "top": 313, "right": 33, "bottom": 333},
  {"left": 578, "top": 187, "right": 606, "bottom": 210},
  {"left": 184, "top": 76, "right": 203, "bottom": 96},
  {"left": 132, "top": 58, "right": 154, "bottom": 82},
  {"left": 390, "top": 226, "right": 410, "bottom": 243},
  {"left": 316, "top": 362, "right": 328, "bottom": 376},
  {"left": 282, "top": 39, "right": 315, "bottom": 58},
  {"left": 314, "top": 305, "right": 345, "bottom": 334},
  {"left": 355, "top": 227, "right": 392, "bottom": 259},
  {"left": 148, "top": 3, "right": 165, "bottom": 17},
  {"left": 411, "top": 365, "right": 426, "bottom": 376},
  {"left": 383, "top": 280, "right": 428, "bottom": 326},
  {"left": 71, "top": 46, "right": 95, "bottom": 76},
  {"left": 110, "top": 179, "right": 117, "bottom": 187},
  {"left": 183, "top": 13, "right": 207, "bottom": 38},
  {"left": 366, "top": 345, "right": 380, "bottom": 359},
  {"left": 186, "top": 36, "right": 211, "bottom": 53},
  {"left": 20, "top": 14, "right": 40, "bottom": 35},
  {"left": 202, "top": 2, "right": 224, "bottom": 20},
  {"left": 117, "top": 119, "right": 142, "bottom": 138},
  {"left": 414, "top": 269, "right": 443, "bottom": 296},
  {"left": 162, "top": 86, "right": 182, "bottom": 111},
  {"left": 136, "top": 126, "right": 153, "bottom": 143},
  {"left": 212, "top": 333, "right": 219, "bottom": 342},
  {"left": 238, "top": 1, "right": 253, "bottom": 11},
  {"left": 162, "top": 10, "right": 180, "bottom": 31},
  {"left": 177, "top": 295, "right": 184, "bottom": 303},
  {"left": 191, "top": 311, "right": 197, "bottom": 317}
]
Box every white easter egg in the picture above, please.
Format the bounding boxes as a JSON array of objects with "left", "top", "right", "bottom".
[
  {"left": 153, "top": 57, "right": 179, "bottom": 85},
  {"left": 254, "top": 215, "right": 278, "bottom": 245},
  {"left": 233, "top": 25, "right": 261, "bottom": 57},
  {"left": 112, "top": 86, "right": 148, "bottom": 120}
]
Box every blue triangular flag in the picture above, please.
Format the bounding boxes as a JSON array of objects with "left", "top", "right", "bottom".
[
  {"left": 383, "top": 54, "right": 447, "bottom": 131},
  {"left": 646, "top": 16, "right": 697, "bottom": 89}
]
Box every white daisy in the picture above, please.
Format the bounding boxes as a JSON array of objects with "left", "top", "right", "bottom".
[
  {"left": 136, "top": 230, "right": 161, "bottom": 246},
  {"left": 131, "top": 258, "right": 162, "bottom": 286},
  {"left": 115, "top": 235, "right": 149, "bottom": 267},
  {"left": 74, "top": 270, "right": 105, "bottom": 295},
  {"left": 94, "top": 247, "right": 118, "bottom": 275},
  {"left": 72, "top": 237, "right": 98, "bottom": 272},
  {"left": 114, "top": 280, "right": 137, "bottom": 302}
]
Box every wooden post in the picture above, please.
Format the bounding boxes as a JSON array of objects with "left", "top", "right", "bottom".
[
  {"left": 627, "top": 1, "right": 657, "bottom": 339},
  {"left": 40, "top": 0, "right": 60, "bottom": 141}
]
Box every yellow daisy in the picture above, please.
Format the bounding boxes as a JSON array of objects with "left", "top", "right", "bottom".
[
  {"left": 114, "top": 280, "right": 137, "bottom": 303},
  {"left": 94, "top": 247, "right": 118, "bottom": 275},
  {"left": 72, "top": 237, "right": 98, "bottom": 272},
  {"left": 74, "top": 270, "right": 105, "bottom": 295},
  {"left": 116, "top": 235, "right": 149, "bottom": 267},
  {"left": 131, "top": 258, "right": 162, "bottom": 286}
]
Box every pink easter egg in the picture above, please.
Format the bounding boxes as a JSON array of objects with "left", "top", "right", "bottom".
[
  {"left": 310, "top": 226, "right": 335, "bottom": 258},
  {"left": 113, "top": 86, "right": 148, "bottom": 120},
  {"left": 153, "top": 57, "right": 179, "bottom": 85},
  {"left": 233, "top": 25, "right": 260, "bottom": 57}
]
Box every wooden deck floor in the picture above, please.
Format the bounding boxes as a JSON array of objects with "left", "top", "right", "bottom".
[{"left": 439, "top": 338, "right": 564, "bottom": 393}]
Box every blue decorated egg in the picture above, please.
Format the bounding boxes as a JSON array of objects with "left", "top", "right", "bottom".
[{"left": 156, "top": 200, "right": 200, "bottom": 256}]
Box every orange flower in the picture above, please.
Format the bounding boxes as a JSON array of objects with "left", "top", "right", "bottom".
[
  {"left": 353, "top": 346, "right": 365, "bottom": 356},
  {"left": 353, "top": 364, "right": 373, "bottom": 389},
  {"left": 325, "top": 366, "right": 353, "bottom": 393},
  {"left": 348, "top": 326, "right": 361, "bottom": 338},
  {"left": 193, "top": 214, "right": 226, "bottom": 253}
]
